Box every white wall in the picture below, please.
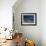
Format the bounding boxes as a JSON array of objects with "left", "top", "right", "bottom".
[
  {"left": 40, "top": 0, "right": 46, "bottom": 46},
  {"left": 13, "top": 0, "right": 41, "bottom": 46},
  {"left": 0, "top": 0, "right": 17, "bottom": 30}
]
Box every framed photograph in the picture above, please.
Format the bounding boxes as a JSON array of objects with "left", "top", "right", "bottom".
[{"left": 21, "top": 13, "right": 37, "bottom": 26}]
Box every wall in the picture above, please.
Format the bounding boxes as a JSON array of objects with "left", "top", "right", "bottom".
[
  {"left": 0, "top": 0, "right": 17, "bottom": 30},
  {"left": 40, "top": 0, "right": 46, "bottom": 46},
  {"left": 0, "top": 0, "right": 17, "bottom": 38},
  {"left": 13, "top": 0, "right": 41, "bottom": 46}
]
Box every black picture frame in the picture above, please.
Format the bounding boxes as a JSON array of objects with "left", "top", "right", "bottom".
[{"left": 21, "top": 13, "right": 37, "bottom": 26}]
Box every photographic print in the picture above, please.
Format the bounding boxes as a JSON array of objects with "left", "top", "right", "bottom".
[{"left": 21, "top": 13, "right": 37, "bottom": 26}]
